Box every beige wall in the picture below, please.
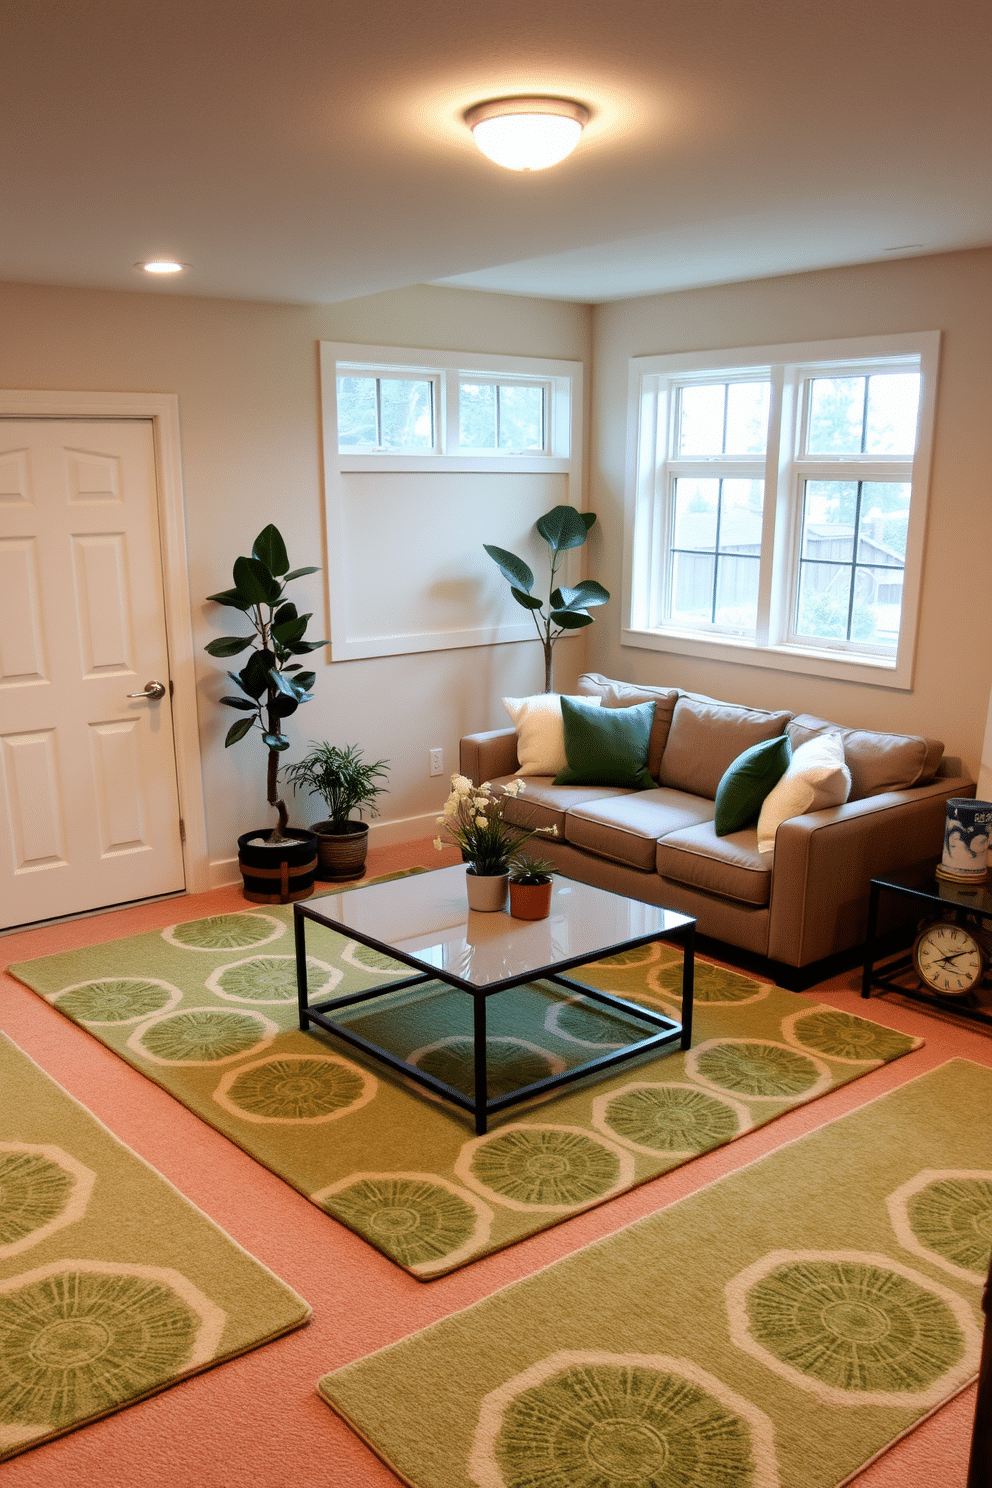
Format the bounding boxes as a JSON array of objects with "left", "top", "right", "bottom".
[
  {"left": 0, "top": 280, "right": 592, "bottom": 877},
  {"left": 587, "top": 248, "right": 992, "bottom": 780}
]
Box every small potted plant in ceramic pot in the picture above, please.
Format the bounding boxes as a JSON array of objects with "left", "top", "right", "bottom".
[
  {"left": 285, "top": 741, "right": 389, "bottom": 881},
  {"left": 434, "top": 775, "right": 556, "bottom": 912},
  {"left": 508, "top": 854, "right": 556, "bottom": 920}
]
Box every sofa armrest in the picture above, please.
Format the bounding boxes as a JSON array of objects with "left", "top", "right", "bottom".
[
  {"left": 767, "top": 774, "right": 975, "bottom": 967},
  {"left": 460, "top": 729, "right": 519, "bottom": 786}
]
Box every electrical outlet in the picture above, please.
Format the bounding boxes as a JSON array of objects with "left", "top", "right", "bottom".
[{"left": 429, "top": 747, "right": 444, "bottom": 777}]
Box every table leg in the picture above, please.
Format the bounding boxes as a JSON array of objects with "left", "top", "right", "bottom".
[
  {"left": 680, "top": 926, "right": 694, "bottom": 1049},
  {"left": 861, "top": 881, "right": 880, "bottom": 1000},
  {"left": 474, "top": 995, "right": 488, "bottom": 1135},
  {"left": 294, "top": 906, "right": 310, "bottom": 1031}
]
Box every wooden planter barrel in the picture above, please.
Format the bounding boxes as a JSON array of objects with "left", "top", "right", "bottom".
[
  {"left": 313, "top": 820, "right": 369, "bottom": 881},
  {"left": 237, "top": 828, "right": 319, "bottom": 904}
]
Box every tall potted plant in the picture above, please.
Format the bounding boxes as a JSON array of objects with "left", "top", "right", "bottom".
[
  {"left": 285, "top": 742, "right": 389, "bottom": 881},
  {"left": 205, "top": 524, "right": 326, "bottom": 903},
  {"left": 484, "top": 504, "right": 609, "bottom": 692}
]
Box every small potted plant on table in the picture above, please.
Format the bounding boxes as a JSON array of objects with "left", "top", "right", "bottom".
[
  {"left": 285, "top": 742, "right": 389, "bottom": 881},
  {"left": 508, "top": 854, "right": 556, "bottom": 920},
  {"left": 434, "top": 775, "right": 556, "bottom": 912}
]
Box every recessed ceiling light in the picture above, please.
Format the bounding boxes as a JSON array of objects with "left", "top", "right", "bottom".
[
  {"left": 136, "top": 260, "right": 187, "bottom": 274},
  {"left": 464, "top": 96, "right": 589, "bottom": 171}
]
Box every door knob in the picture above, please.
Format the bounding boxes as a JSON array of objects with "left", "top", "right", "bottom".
[{"left": 127, "top": 680, "right": 167, "bottom": 700}]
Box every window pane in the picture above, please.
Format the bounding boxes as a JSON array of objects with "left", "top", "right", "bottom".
[
  {"left": 678, "top": 383, "right": 726, "bottom": 456},
  {"left": 719, "top": 478, "right": 765, "bottom": 549},
  {"left": 807, "top": 376, "right": 866, "bottom": 454},
  {"left": 379, "top": 378, "right": 434, "bottom": 449},
  {"left": 801, "top": 480, "right": 859, "bottom": 563},
  {"left": 498, "top": 384, "right": 544, "bottom": 450},
  {"left": 459, "top": 382, "right": 497, "bottom": 448},
  {"left": 865, "top": 373, "right": 921, "bottom": 454},
  {"left": 858, "top": 564, "right": 904, "bottom": 645},
  {"left": 672, "top": 478, "right": 719, "bottom": 550},
  {"left": 336, "top": 375, "right": 377, "bottom": 450},
  {"left": 714, "top": 554, "right": 759, "bottom": 632},
  {"left": 725, "top": 382, "right": 770, "bottom": 455},
  {"left": 858, "top": 482, "right": 910, "bottom": 564},
  {"left": 670, "top": 551, "right": 715, "bottom": 625},
  {"left": 794, "top": 561, "right": 854, "bottom": 640}
]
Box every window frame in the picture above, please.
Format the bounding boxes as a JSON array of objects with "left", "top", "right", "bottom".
[{"left": 623, "top": 331, "right": 940, "bottom": 690}]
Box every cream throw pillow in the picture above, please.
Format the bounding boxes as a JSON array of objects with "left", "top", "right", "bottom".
[
  {"left": 756, "top": 732, "right": 852, "bottom": 854},
  {"left": 502, "top": 693, "right": 601, "bottom": 776}
]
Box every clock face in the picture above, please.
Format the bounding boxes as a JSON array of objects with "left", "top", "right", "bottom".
[{"left": 913, "top": 922, "right": 984, "bottom": 995}]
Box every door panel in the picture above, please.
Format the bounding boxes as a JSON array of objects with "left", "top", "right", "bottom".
[{"left": 0, "top": 418, "right": 185, "bottom": 927}]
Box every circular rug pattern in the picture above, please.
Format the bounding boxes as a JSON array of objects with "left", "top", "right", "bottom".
[
  {"left": 544, "top": 996, "right": 649, "bottom": 1050},
  {"left": 126, "top": 1007, "right": 278, "bottom": 1066},
  {"left": 213, "top": 1054, "right": 376, "bottom": 1124},
  {"left": 205, "top": 955, "right": 341, "bottom": 1005},
  {"left": 407, "top": 1037, "right": 565, "bottom": 1102},
  {"left": 162, "top": 913, "right": 285, "bottom": 951},
  {"left": 586, "top": 943, "right": 666, "bottom": 970},
  {"left": 648, "top": 964, "right": 769, "bottom": 1007},
  {"left": 887, "top": 1168, "right": 992, "bottom": 1283},
  {"left": 0, "top": 1146, "right": 95, "bottom": 1260},
  {"left": 781, "top": 1008, "right": 920, "bottom": 1065},
  {"left": 725, "top": 1249, "right": 982, "bottom": 1407},
  {"left": 0, "top": 1261, "right": 225, "bottom": 1427},
  {"left": 469, "top": 1351, "right": 779, "bottom": 1488},
  {"left": 47, "top": 977, "right": 182, "bottom": 1026},
  {"left": 455, "top": 1125, "right": 635, "bottom": 1212},
  {"left": 312, "top": 1173, "right": 493, "bottom": 1275},
  {"left": 340, "top": 939, "right": 406, "bottom": 975},
  {"left": 686, "top": 1040, "right": 832, "bottom": 1102},
  {"left": 591, "top": 1083, "right": 752, "bottom": 1157}
]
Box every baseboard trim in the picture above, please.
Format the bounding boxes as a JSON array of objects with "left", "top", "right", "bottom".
[{"left": 207, "top": 812, "right": 442, "bottom": 890}]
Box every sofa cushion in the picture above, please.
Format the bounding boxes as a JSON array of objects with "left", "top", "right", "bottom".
[
  {"left": 658, "top": 696, "right": 793, "bottom": 799},
  {"left": 494, "top": 776, "right": 632, "bottom": 839},
  {"left": 554, "top": 697, "right": 656, "bottom": 790},
  {"left": 502, "top": 693, "right": 600, "bottom": 776},
  {"left": 565, "top": 789, "right": 716, "bottom": 871},
  {"left": 656, "top": 822, "right": 772, "bottom": 907},
  {"left": 756, "top": 732, "right": 852, "bottom": 853},
  {"left": 577, "top": 673, "right": 680, "bottom": 780},
  {"left": 714, "top": 735, "right": 792, "bottom": 836},
  {"left": 787, "top": 713, "right": 943, "bottom": 801}
]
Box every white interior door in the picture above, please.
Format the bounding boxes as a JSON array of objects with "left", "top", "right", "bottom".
[{"left": 0, "top": 418, "right": 185, "bottom": 928}]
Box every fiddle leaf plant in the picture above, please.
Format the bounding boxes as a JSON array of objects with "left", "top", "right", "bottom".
[
  {"left": 205, "top": 524, "right": 326, "bottom": 844},
  {"left": 484, "top": 504, "right": 609, "bottom": 691}
]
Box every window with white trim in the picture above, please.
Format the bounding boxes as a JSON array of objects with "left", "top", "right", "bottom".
[{"left": 625, "top": 332, "right": 939, "bottom": 689}]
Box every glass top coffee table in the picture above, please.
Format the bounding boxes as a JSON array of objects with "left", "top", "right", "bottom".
[{"left": 294, "top": 865, "right": 695, "bottom": 1133}]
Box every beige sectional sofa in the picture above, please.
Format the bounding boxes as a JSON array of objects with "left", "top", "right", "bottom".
[{"left": 460, "top": 672, "right": 975, "bottom": 984}]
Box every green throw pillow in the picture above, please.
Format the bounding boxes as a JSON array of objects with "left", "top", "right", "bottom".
[
  {"left": 713, "top": 735, "right": 792, "bottom": 836},
  {"left": 553, "top": 697, "right": 657, "bottom": 790}
]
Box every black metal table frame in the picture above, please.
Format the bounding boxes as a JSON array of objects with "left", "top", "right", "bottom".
[
  {"left": 861, "top": 871, "right": 992, "bottom": 1028},
  {"left": 294, "top": 901, "right": 695, "bottom": 1134}
]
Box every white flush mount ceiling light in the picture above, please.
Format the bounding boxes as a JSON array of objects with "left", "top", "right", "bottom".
[
  {"left": 464, "top": 97, "right": 589, "bottom": 171},
  {"left": 136, "top": 259, "right": 186, "bottom": 274}
]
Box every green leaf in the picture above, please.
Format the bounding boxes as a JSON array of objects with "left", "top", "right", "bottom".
[
  {"left": 233, "top": 555, "right": 281, "bottom": 605},
  {"left": 535, "top": 504, "right": 589, "bottom": 555},
  {"left": 551, "top": 581, "right": 610, "bottom": 611},
  {"left": 273, "top": 602, "right": 298, "bottom": 625},
  {"left": 272, "top": 615, "right": 309, "bottom": 644},
  {"left": 206, "top": 586, "right": 252, "bottom": 611},
  {"left": 224, "top": 717, "right": 255, "bottom": 747},
  {"left": 483, "top": 543, "right": 534, "bottom": 592},
  {"left": 238, "top": 649, "right": 275, "bottom": 699},
  {"left": 262, "top": 732, "right": 291, "bottom": 751},
  {"left": 283, "top": 566, "right": 320, "bottom": 581},
  {"left": 581, "top": 512, "right": 597, "bottom": 532},
  {"left": 270, "top": 693, "right": 299, "bottom": 718},
  {"left": 268, "top": 668, "right": 298, "bottom": 698},
  {"left": 286, "top": 638, "right": 327, "bottom": 654},
  {"left": 220, "top": 695, "right": 258, "bottom": 711},
  {"left": 204, "top": 635, "right": 254, "bottom": 657},
  {"left": 293, "top": 670, "right": 316, "bottom": 691},
  {"left": 510, "top": 587, "right": 545, "bottom": 611},
  {"left": 550, "top": 609, "right": 594, "bottom": 629},
  {"left": 252, "top": 525, "right": 290, "bottom": 576}
]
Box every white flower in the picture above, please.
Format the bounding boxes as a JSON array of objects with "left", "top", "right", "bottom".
[
  {"left": 475, "top": 814, "right": 488, "bottom": 828},
  {"left": 503, "top": 779, "right": 521, "bottom": 797},
  {"left": 433, "top": 837, "right": 444, "bottom": 851},
  {"left": 452, "top": 774, "right": 473, "bottom": 796},
  {"left": 443, "top": 799, "right": 458, "bottom": 817}
]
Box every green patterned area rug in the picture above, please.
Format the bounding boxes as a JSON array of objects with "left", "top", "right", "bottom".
[
  {"left": 319, "top": 1059, "right": 992, "bottom": 1488},
  {"left": 0, "top": 1034, "right": 310, "bottom": 1463},
  {"left": 9, "top": 894, "right": 924, "bottom": 1279}
]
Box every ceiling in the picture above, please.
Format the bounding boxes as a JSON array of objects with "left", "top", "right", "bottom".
[{"left": 3, "top": 0, "right": 990, "bottom": 306}]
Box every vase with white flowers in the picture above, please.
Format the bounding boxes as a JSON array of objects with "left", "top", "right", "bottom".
[{"left": 434, "top": 775, "right": 557, "bottom": 911}]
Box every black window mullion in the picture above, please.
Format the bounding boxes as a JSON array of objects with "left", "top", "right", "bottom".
[
  {"left": 711, "top": 479, "right": 723, "bottom": 623},
  {"left": 846, "top": 480, "right": 866, "bottom": 640},
  {"left": 374, "top": 378, "right": 383, "bottom": 449}
]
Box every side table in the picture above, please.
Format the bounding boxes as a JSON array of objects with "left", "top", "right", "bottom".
[{"left": 861, "top": 859, "right": 992, "bottom": 1027}]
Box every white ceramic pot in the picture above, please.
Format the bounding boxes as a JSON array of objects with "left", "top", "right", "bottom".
[{"left": 465, "top": 867, "right": 509, "bottom": 912}]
